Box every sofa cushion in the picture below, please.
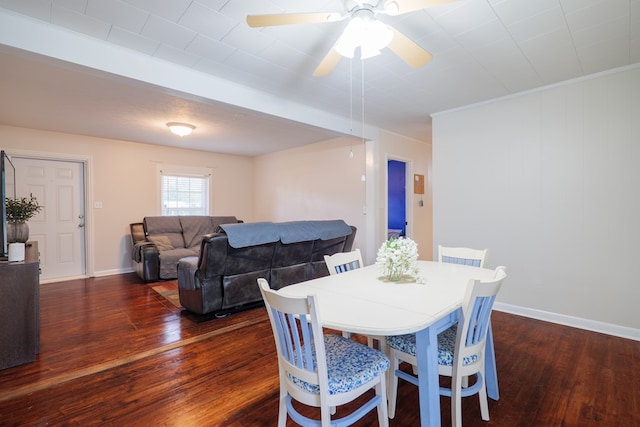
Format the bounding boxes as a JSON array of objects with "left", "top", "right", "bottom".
[
  {"left": 158, "top": 248, "right": 198, "bottom": 280},
  {"left": 147, "top": 235, "right": 174, "bottom": 252},
  {"left": 272, "top": 240, "right": 313, "bottom": 267},
  {"left": 221, "top": 270, "right": 267, "bottom": 309},
  {"left": 180, "top": 216, "right": 218, "bottom": 250},
  {"left": 144, "top": 216, "right": 185, "bottom": 249}
]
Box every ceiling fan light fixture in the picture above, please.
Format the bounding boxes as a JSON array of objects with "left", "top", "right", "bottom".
[
  {"left": 364, "top": 20, "right": 393, "bottom": 54},
  {"left": 166, "top": 122, "right": 195, "bottom": 137},
  {"left": 335, "top": 16, "right": 364, "bottom": 58},
  {"left": 360, "top": 45, "right": 382, "bottom": 59},
  {"left": 334, "top": 14, "right": 393, "bottom": 60},
  {"left": 335, "top": 38, "right": 356, "bottom": 58}
]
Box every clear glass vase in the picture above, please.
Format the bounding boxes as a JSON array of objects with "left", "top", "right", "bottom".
[{"left": 385, "top": 264, "right": 404, "bottom": 281}]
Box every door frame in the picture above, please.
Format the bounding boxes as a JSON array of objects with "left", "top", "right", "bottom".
[
  {"left": 6, "top": 149, "right": 93, "bottom": 281},
  {"left": 385, "top": 154, "right": 413, "bottom": 240}
]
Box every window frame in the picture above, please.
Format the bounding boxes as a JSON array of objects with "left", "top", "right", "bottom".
[{"left": 157, "top": 164, "right": 212, "bottom": 216}]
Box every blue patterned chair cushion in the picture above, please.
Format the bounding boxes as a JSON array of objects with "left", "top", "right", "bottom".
[
  {"left": 386, "top": 325, "right": 479, "bottom": 367},
  {"left": 288, "top": 334, "right": 390, "bottom": 395}
]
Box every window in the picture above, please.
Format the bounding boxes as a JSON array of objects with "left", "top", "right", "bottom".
[{"left": 158, "top": 165, "right": 211, "bottom": 216}]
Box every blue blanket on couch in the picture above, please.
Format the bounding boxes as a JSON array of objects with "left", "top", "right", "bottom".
[{"left": 219, "top": 220, "right": 352, "bottom": 248}]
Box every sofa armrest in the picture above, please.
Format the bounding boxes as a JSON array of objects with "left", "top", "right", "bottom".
[
  {"left": 130, "top": 222, "right": 146, "bottom": 246},
  {"left": 132, "top": 242, "right": 160, "bottom": 282},
  {"left": 197, "top": 233, "right": 228, "bottom": 278},
  {"left": 344, "top": 225, "right": 357, "bottom": 251},
  {"left": 132, "top": 241, "right": 155, "bottom": 263},
  {"left": 178, "top": 256, "right": 200, "bottom": 290}
]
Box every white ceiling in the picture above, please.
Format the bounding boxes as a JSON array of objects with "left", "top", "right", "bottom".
[{"left": 0, "top": 0, "right": 638, "bottom": 156}]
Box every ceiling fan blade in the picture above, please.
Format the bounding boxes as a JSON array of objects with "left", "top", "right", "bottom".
[
  {"left": 383, "top": 0, "right": 459, "bottom": 15},
  {"left": 387, "top": 27, "right": 433, "bottom": 68},
  {"left": 247, "top": 12, "right": 340, "bottom": 28},
  {"left": 313, "top": 40, "right": 343, "bottom": 77}
]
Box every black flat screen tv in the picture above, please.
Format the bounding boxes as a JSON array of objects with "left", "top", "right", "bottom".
[{"left": 1, "top": 150, "right": 16, "bottom": 258}]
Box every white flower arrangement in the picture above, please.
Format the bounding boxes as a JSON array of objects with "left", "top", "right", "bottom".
[{"left": 376, "top": 237, "right": 420, "bottom": 281}]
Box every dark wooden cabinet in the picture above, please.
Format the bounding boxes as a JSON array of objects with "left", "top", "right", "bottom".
[
  {"left": 0, "top": 261, "right": 40, "bottom": 370},
  {"left": 25, "top": 241, "right": 39, "bottom": 264}
]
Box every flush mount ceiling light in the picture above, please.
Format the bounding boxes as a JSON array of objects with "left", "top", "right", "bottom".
[{"left": 166, "top": 122, "right": 195, "bottom": 137}]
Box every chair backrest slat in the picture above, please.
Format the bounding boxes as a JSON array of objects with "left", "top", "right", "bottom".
[
  {"left": 259, "top": 279, "right": 324, "bottom": 386},
  {"left": 335, "top": 261, "right": 359, "bottom": 273},
  {"left": 299, "top": 314, "right": 314, "bottom": 370},
  {"left": 442, "top": 255, "right": 482, "bottom": 267},
  {"left": 324, "top": 249, "right": 363, "bottom": 275},
  {"left": 439, "top": 245, "right": 488, "bottom": 268},
  {"left": 458, "top": 269, "right": 506, "bottom": 359},
  {"left": 465, "top": 295, "right": 496, "bottom": 346},
  {"left": 272, "top": 307, "right": 316, "bottom": 372},
  {"left": 274, "top": 309, "right": 294, "bottom": 362}
]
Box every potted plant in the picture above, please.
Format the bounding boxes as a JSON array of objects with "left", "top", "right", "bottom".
[{"left": 6, "top": 196, "right": 43, "bottom": 244}]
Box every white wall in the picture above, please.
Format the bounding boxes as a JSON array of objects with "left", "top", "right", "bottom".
[
  {"left": 1, "top": 125, "right": 254, "bottom": 277},
  {"left": 432, "top": 65, "right": 640, "bottom": 338},
  {"left": 253, "top": 137, "right": 369, "bottom": 258}
]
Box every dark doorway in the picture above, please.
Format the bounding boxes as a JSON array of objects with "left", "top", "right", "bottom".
[{"left": 387, "top": 160, "right": 406, "bottom": 239}]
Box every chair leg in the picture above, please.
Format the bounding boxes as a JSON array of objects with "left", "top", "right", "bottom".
[
  {"left": 342, "top": 331, "right": 351, "bottom": 339},
  {"left": 451, "top": 376, "right": 463, "bottom": 427},
  {"left": 387, "top": 353, "right": 400, "bottom": 419},
  {"left": 367, "top": 336, "right": 375, "bottom": 348},
  {"left": 321, "top": 404, "right": 332, "bottom": 427},
  {"left": 376, "top": 375, "right": 390, "bottom": 427},
  {"left": 278, "top": 393, "right": 288, "bottom": 427},
  {"left": 479, "top": 373, "right": 490, "bottom": 421}
]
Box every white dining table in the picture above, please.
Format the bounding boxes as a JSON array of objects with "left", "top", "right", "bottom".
[{"left": 278, "top": 259, "right": 500, "bottom": 427}]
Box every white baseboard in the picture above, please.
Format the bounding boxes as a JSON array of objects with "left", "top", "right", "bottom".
[
  {"left": 494, "top": 302, "right": 640, "bottom": 342},
  {"left": 40, "top": 275, "right": 88, "bottom": 284},
  {"left": 93, "top": 267, "right": 135, "bottom": 277},
  {"left": 39, "top": 267, "right": 135, "bottom": 283}
]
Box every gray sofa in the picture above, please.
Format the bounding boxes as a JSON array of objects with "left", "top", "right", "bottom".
[
  {"left": 130, "top": 215, "right": 241, "bottom": 282},
  {"left": 177, "top": 220, "right": 356, "bottom": 316}
]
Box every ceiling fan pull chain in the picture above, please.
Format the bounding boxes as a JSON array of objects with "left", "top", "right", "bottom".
[
  {"left": 361, "top": 58, "right": 366, "bottom": 182},
  {"left": 361, "top": 57, "right": 365, "bottom": 144},
  {"left": 349, "top": 58, "right": 354, "bottom": 158}
]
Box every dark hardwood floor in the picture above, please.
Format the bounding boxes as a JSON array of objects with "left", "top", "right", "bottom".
[{"left": 0, "top": 273, "right": 638, "bottom": 426}]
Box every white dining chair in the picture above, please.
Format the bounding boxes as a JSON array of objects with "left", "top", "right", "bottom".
[
  {"left": 386, "top": 266, "right": 507, "bottom": 427},
  {"left": 433, "top": 245, "right": 490, "bottom": 382},
  {"left": 324, "top": 249, "right": 381, "bottom": 348},
  {"left": 324, "top": 248, "right": 363, "bottom": 275},
  {"left": 438, "top": 245, "right": 488, "bottom": 267},
  {"left": 257, "top": 278, "right": 390, "bottom": 427}
]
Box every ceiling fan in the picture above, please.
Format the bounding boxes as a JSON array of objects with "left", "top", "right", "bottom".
[{"left": 246, "top": 0, "right": 457, "bottom": 76}]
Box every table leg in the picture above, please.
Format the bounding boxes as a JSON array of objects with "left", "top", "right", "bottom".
[
  {"left": 415, "top": 325, "right": 441, "bottom": 427},
  {"left": 485, "top": 320, "right": 499, "bottom": 400}
]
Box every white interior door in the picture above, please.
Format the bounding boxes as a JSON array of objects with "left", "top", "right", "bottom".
[{"left": 13, "top": 157, "right": 86, "bottom": 281}]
